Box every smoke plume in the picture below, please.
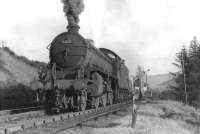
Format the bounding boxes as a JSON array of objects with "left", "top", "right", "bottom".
[{"left": 61, "top": 0, "right": 85, "bottom": 27}]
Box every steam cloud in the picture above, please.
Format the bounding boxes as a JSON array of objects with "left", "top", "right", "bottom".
[{"left": 61, "top": 0, "right": 85, "bottom": 26}]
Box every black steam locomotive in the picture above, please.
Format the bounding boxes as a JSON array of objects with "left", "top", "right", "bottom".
[{"left": 41, "top": 25, "right": 132, "bottom": 114}]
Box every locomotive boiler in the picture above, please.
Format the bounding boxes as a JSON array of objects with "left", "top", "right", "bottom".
[{"left": 41, "top": 25, "right": 132, "bottom": 114}]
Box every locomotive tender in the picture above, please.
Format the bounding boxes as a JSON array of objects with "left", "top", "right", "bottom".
[{"left": 43, "top": 25, "right": 132, "bottom": 114}]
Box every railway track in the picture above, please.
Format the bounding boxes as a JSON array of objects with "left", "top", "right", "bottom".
[
  {"left": 0, "top": 106, "right": 43, "bottom": 116},
  {"left": 0, "top": 106, "right": 45, "bottom": 133},
  {"left": 0, "top": 99, "right": 132, "bottom": 134},
  {"left": 0, "top": 106, "right": 44, "bottom": 122}
]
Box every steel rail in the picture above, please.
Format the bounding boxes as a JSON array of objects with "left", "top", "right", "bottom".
[
  {"left": 0, "top": 106, "right": 43, "bottom": 116},
  {"left": 51, "top": 100, "right": 132, "bottom": 134}
]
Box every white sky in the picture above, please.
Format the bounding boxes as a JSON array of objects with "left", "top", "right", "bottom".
[{"left": 0, "top": 0, "right": 200, "bottom": 75}]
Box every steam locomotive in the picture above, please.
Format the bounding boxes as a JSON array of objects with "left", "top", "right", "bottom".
[{"left": 41, "top": 25, "right": 132, "bottom": 114}]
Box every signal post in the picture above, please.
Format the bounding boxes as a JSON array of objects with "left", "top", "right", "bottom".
[{"left": 131, "top": 94, "right": 137, "bottom": 128}]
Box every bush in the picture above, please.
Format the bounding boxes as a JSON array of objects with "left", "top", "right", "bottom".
[{"left": 0, "top": 84, "right": 38, "bottom": 110}]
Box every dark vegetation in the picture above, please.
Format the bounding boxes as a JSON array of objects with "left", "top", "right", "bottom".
[
  {"left": 171, "top": 36, "right": 200, "bottom": 108},
  {"left": 152, "top": 90, "right": 176, "bottom": 100},
  {"left": 0, "top": 84, "right": 39, "bottom": 110}
]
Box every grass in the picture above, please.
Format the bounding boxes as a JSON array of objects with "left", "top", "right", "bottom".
[
  {"left": 59, "top": 100, "right": 200, "bottom": 134},
  {"left": 0, "top": 47, "right": 47, "bottom": 87},
  {"left": 2, "top": 47, "right": 46, "bottom": 68}
]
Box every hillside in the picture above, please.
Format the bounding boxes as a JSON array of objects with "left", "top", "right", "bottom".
[
  {"left": 0, "top": 47, "right": 46, "bottom": 109},
  {"left": 62, "top": 100, "right": 200, "bottom": 134},
  {"left": 148, "top": 73, "right": 176, "bottom": 92},
  {"left": 0, "top": 47, "right": 46, "bottom": 87}
]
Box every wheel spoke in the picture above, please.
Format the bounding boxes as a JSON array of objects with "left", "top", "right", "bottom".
[
  {"left": 102, "top": 94, "right": 107, "bottom": 107},
  {"left": 94, "top": 97, "right": 99, "bottom": 109},
  {"left": 80, "top": 95, "right": 86, "bottom": 111}
]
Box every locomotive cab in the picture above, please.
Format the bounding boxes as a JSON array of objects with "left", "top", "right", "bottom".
[{"left": 100, "top": 48, "right": 132, "bottom": 102}]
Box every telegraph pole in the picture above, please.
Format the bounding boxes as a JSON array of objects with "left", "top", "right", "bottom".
[
  {"left": 181, "top": 51, "right": 188, "bottom": 105},
  {"left": 145, "top": 69, "right": 151, "bottom": 97},
  {"left": 131, "top": 75, "right": 136, "bottom": 128}
]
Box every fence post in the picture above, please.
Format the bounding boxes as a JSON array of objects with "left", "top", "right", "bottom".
[{"left": 131, "top": 96, "right": 137, "bottom": 128}]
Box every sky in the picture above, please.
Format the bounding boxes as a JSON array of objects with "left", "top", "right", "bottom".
[{"left": 0, "top": 0, "right": 200, "bottom": 75}]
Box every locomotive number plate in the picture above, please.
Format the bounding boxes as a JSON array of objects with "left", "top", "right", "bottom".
[{"left": 62, "top": 40, "right": 72, "bottom": 44}]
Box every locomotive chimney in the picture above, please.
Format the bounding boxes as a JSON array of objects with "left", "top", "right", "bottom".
[{"left": 67, "top": 25, "right": 80, "bottom": 33}]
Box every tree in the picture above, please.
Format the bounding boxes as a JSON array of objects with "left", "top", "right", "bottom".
[
  {"left": 172, "top": 45, "right": 189, "bottom": 104},
  {"left": 173, "top": 36, "right": 200, "bottom": 107}
]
